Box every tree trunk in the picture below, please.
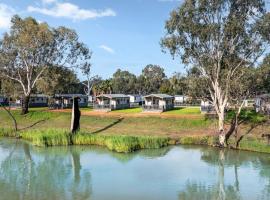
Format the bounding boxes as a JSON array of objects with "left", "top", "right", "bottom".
[
  {"left": 70, "top": 97, "right": 81, "bottom": 134},
  {"left": 218, "top": 112, "right": 226, "bottom": 147},
  {"left": 21, "top": 95, "right": 30, "bottom": 115}
]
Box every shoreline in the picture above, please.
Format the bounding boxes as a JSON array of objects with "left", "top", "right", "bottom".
[{"left": 0, "top": 128, "right": 269, "bottom": 154}]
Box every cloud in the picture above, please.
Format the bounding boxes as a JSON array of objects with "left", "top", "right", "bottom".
[
  {"left": 27, "top": 1, "right": 116, "bottom": 21},
  {"left": 0, "top": 3, "right": 15, "bottom": 29},
  {"left": 99, "top": 45, "right": 115, "bottom": 54}
]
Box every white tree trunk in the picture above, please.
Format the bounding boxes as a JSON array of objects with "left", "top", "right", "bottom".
[{"left": 218, "top": 111, "right": 226, "bottom": 147}]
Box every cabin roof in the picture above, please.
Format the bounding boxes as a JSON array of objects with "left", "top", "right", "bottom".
[
  {"left": 54, "top": 94, "right": 88, "bottom": 98},
  {"left": 127, "top": 94, "right": 142, "bottom": 97},
  {"left": 144, "top": 94, "right": 174, "bottom": 99},
  {"left": 96, "top": 94, "right": 129, "bottom": 99},
  {"left": 30, "top": 94, "right": 49, "bottom": 98}
]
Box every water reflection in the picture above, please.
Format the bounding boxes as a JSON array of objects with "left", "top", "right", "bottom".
[
  {"left": 179, "top": 146, "right": 270, "bottom": 200},
  {"left": 0, "top": 139, "right": 269, "bottom": 200},
  {"left": 0, "top": 140, "right": 92, "bottom": 200}
]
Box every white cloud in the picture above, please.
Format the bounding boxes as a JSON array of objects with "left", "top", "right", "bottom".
[
  {"left": 99, "top": 45, "right": 115, "bottom": 54},
  {"left": 0, "top": 3, "right": 15, "bottom": 29},
  {"left": 27, "top": 1, "right": 116, "bottom": 21}
]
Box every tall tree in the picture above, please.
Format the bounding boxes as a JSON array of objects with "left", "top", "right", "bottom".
[
  {"left": 161, "top": 0, "right": 270, "bottom": 146},
  {"left": 111, "top": 69, "right": 137, "bottom": 94},
  {"left": 36, "top": 65, "right": 81, "bottom": 95},
  {"left": 141, "top": 64, "right": 166, "bottom": 94},
  {"left": 0, "top": 15, "right": 90, "bottom": 114},
  {"left": 256, "top": 55, "right": 270, "bottom": 94}
]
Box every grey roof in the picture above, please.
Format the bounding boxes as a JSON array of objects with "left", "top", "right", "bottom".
[
  {"left": 54, "top": 94, "right": 88, "bottom": 98},
  {"left": 127, "top": 94, "right": 142, "bottom": 97},
  {"left": 144, "top": 94, "right": 174, "bottom": 99},
  {"left": 30, "top": 94, "right": 49, "bottom": 98},
  {"left": 96, "top": 94, "right": 129, "bottom": 99}
]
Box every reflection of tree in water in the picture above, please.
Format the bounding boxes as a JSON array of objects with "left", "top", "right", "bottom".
[
  {"left": 179, "top": 147, "right": 270, "bottom": 200},
  {"left": 0, "top": 141, "right": 92, "bottom": 200},
  {"left": 257, "top": 156, "right": 270, "bottom": 199}
]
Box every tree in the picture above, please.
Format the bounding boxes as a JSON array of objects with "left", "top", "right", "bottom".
[
  {"left": 36, "top": 65, "right": 82, "bottom": 95},
  {"left": 93, "top": 79, "right": 113, "bottom": 95},
  {"left": 159, "top": 79, "right": 173, "bottom": 94},
  {"left": 169, "top": 72, "right": 188, "bottom": 95},
  {"left": 111, "top": 69, "right": 137, "bottom": 94},
  {"left": 141, "top": 64, "right": 166, "bottom": 94},
  {"left": 79, "top": 51, "right": 103, "bottom": 100},
  {"left": 161, "top": 0, "right": 270, "bottom": 146},
  {"left": 256, "top": 55, "right": 270, "bottom": 94},
  {"left": 0, "top": 15, "right": 90, "bottom": 114}
]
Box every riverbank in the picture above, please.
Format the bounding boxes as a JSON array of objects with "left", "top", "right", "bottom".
[{"left": 0, "top": 108, "right": 269, "bottom": 153}]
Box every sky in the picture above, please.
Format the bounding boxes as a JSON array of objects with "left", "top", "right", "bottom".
[{"left": 0, "top": 0, "right": 185, "bottom": 80}]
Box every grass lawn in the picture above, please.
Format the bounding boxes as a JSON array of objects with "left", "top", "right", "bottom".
[
  {"left": 164, "top": 107, "right": 201, "bottom": 114},
  {"left": 111, "top": 107, "right": 142, "bottom": 113},
  {"left": 1, "top": 108, "right": 269, "bottom": 153},
  {"left": 0, "top": 108, "right": 212, "bottom": 138}
]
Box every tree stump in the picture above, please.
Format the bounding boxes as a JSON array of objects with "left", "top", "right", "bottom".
[{"left": 70, "top": 97, "right": 81, "bottom": 134}]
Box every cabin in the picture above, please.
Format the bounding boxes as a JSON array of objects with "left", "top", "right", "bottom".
[
  {"left": 49, "top": 94, "right": 88, "bottom": 109},
  {"left": 29, "top": 94, "right": 49, "bottom": 107},
  {"left": 255, "top": 94, "right": 270, "bottom": 114},
  {"left": 128, "top": 94, "right": 143, "bottom": 107},
  {"left": 94, "top": 94, "right": 130, "bottom": 111},
  {"left": 14, "top": 94, "right": 49, "bottom": 107},
  {"left": 0, "top": 95, "right": 8, "bottom": 106},
  {"left": 174, "top": 95, "right": 189, "bottom": 106},
  {"left": 200, "top": 100, "right": 215, "bottom": 114},
  {"left": 142, "top": 94, "right": 174, "bottom": 112}
]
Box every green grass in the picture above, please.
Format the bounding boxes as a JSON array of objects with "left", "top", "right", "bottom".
[
  {"left": 164, "top": 107, "right": 201, "bottom": 114},
  {"left": 111, "top": 107, "right": 143, "bottom": 113},
  {"left": 0, "top": 108, "right": 212, "bottom": 137},
  {"left": 1, "top": 108, "right": 269, "bottom": 154},
  {"left": 20, "top": 128, "right": 170, "bottom": 153},
  {"left": 238, "top": 137, "right": 270, "bottom": 154}
]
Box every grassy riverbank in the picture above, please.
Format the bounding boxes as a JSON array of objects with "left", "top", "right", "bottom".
[{"left": 0, "top": 108, "right": 269, "bottom": 153}]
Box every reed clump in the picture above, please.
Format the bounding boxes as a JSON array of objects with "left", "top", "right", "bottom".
[{"left": 19, "top": 129, "right": 170, "bottom": 153}]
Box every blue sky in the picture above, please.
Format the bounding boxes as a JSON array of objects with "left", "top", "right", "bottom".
[{"left": 0, "top": 0, "right": 185, "bottom": 80}]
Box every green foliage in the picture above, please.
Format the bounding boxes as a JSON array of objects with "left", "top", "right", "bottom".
[
  {"left": 20, "top": 129, "right": 170, "bottom": 153},
  {"left": 179, "top": 136, "right": 218, "bottom": 146},
  {"left": 21, "top": 129, "right": 72, "bottom": 146},
  {"left": 238, "top": 137, "right": 270, "bottom": 154},
  {"left": 226, "top": 109, "right": 267, "bottom": 124}
]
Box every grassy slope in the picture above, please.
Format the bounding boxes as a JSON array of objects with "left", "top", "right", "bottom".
[
  {"left": 1, "top": 108, "right": 270, "bottom": 153},
  {"left": 0, "top": 108, "right": 212, "bottom": 138}
]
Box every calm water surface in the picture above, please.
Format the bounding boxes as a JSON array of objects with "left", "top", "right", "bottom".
[{"left": 0, "top": 138, "right": 269, "bottom": 200}]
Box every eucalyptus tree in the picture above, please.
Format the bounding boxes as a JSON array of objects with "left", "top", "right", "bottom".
[
  {"left": 141, "top": 64, "right": 166, "bottom": 94},
  {"left": 0, "top": 15, "right": 90, "bottom": 114},
  {"left": 161, "top": 0, "right": 270, "bottom": 146},
  {"left": 111, "top": 69, "right": 137, "bottom": 94}
]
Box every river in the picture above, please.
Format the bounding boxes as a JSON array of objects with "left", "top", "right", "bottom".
[{"left": 0, "top": 138, "right": 269, "bottom": 200}]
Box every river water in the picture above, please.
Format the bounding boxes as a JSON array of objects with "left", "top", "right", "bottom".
[{"left": 0, "top": 138, "right": 269, "bottom": 200}]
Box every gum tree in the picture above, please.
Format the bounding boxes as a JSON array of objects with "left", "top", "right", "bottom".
[
  {"left": 161, "top": 0, "right": 270, "bottom": 146},
  {"left": 0, "top": 15, "right": 90, "bottom": 114}
]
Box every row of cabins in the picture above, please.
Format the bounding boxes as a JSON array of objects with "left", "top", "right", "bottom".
[
  {"left": 94, "top": 94, "right": 175, "bottom": 112},
  {"left": 1, "top": 93, "right": 269, "bottom": 114}
]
